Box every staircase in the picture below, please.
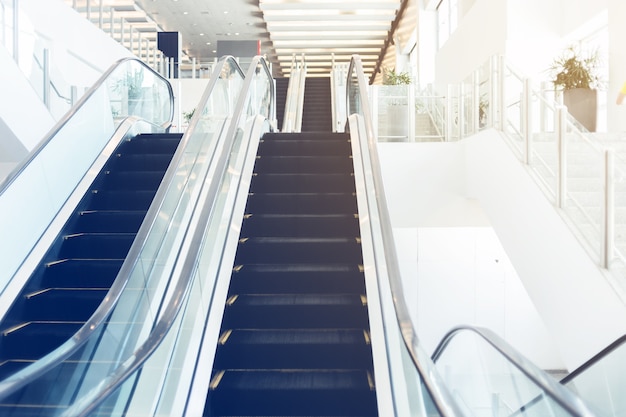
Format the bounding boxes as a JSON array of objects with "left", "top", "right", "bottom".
[
  {"left": 204, "top": 131, "right": 378, "bottom": 416},
  {"left": 0, "top": 133, "right": 181, "bottom": 381},
  {"left": 302, "top": 78, "right": 333, "bottom": 132}
]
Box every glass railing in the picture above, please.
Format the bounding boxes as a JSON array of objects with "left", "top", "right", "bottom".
[
  {"left": 346, "top": 54, "right": 601, "bottom": 417},
  {"left": 0, "top": 55, "right": 274, "bottom": 417},
  {"left": 71, "top": 55, "right": 273, "bottom": 417},
  {"left": 0, "top": 57, "right": 173, "bottom": 297},
  {"left": 282, "top": 53, "right": 306, "bottom": 132},
  {"left": 432, "top": 326, "right": 598, "bottom": 417},
  {"left": 561, "top": 334, "right": 626, "bottom": 417},
  {"left": 0, "top": 55, "right": 250, "bottom": 414},
  {"left": 346, "top": 54, "right": 463, "bottom": 417}
]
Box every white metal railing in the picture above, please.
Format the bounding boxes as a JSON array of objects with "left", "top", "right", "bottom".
[{"left": 397, "top": 54, "right": 626, "bottom": 295}]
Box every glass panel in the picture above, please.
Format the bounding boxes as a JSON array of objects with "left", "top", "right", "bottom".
[
  {"left": 434, "top": 331, "right": 574, "bottom": 417},
  {"left": 563, "top": 340, "right": 626, "bottom": 417}
]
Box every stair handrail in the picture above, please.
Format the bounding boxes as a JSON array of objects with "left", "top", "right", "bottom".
[
  {"left": 345, "top": 54, "right": 464, "bottom": 417},
  {"left": 60, "top": 55, "right": 274, "bottom": 417},
  {"left": 0, "top": 56, "right": 173, "bottom": 195},
  {"left": 432, "top": 325, "right": 598, "bottom": 417},
  {"left": 561, "top": 333, "right": 626, "bottom": 385}
]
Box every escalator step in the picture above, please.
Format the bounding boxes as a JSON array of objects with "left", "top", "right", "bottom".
[
  {"left": 228, "top": 264, "right": 366, "bottom": 294},
  {"left": 206, "top": 369, "right": 376, "bottom": 416},
  {"left": 66, "top": 210, "right": 147, "bottom": 233},
  {"left": 86, "top": 190, "right": 158, "bottom": 210},
  {"left": 122, "top": 134, "right": 181, "bottom": 154},
  {"left": 240, "top": 214, "right": 359, "bottom": 237},
  {"left": 222, "top": 294, "right": 369, "bottom": 329},
  {"left": 27, "top": 259, "right": 122, "bottom": 290},
  {"left": 15, "top": 288, "right": 109, "bottom": 322},
  {"left": 56, "top": 233, "right": 135, "bottom": 259},
  {"left": 0, "top": 322, "right": 83, "bottom": 360},
  {"left": 213, "top": 328, "right": 374, "bottom": 369},
  {"left": 235, "top": 237, "right": 362, "bottom": 264},
  {"left": 257, "top": 139, "right": 350, "bottom": 156},
  {"left": 107, "top": 153, "right": 175, "bottom": 171},
  {"left": 253, "top": 155, "right": 353, "bottom": 174},
  {"left": 245, "top": 193, "right": 357, "bottom": 215},
  {"left": 250, "top": 173, "right": 355, "bottom": 193},
  {"left": 93, "top": 170, "right": 168, "bottom": 191}
]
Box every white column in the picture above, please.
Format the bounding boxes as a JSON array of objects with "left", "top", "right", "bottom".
[{"left": 608, "top": 0, "right": 626, "bottom": 132}]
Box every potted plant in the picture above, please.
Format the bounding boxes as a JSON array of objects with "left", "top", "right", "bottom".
[
  {"left": 382, "top": 67, "right": 412, "bottom": 140},
  {"left": 549, "top": 45, "right": 601, "bottom": 132}
]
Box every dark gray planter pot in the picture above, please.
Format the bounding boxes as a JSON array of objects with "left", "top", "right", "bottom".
[{"left": 563, "top": 88, "right": 597, "bottom": 132}]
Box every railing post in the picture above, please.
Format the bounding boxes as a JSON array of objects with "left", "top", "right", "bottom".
[
  {"left": 408, "top": 83, "right": 415, "bottom": 142},
  {"left": 43, "top": 48, "right": 50, "bottom": 109},
  {"left": 602, "top": 149, "right": 615, "bottom": 269},
  {"left": 473, "top": 69, "right": 480, "bottom": 134},
  {"left": 71, "top": 85, "right": 78, "bottom": 107},
  {"left": 522, "top": 78, "right": 531, "bottom": 164},
  {"left": 498, "top": 55, "right": 506, "bottom": 132},
  {"left": 446, "top": 84, "right": 453, "bottom": 142},
  {"left": 98, "top": 0, "right": 103, "bottom": 29},
  {"left": 12, "top": 0, "right": 18, "bottom": 63},
  {"left": 192, "top": 57, "right": 196, "bottom": 79},
  {"left": 556, "top": 106, "right": 567, "bottom": 208},
  {"left": 459, "top": 82, "right": 465, "bottom": 139}
]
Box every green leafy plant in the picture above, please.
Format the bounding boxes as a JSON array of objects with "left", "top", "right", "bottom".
[
  {"left": 549, "top": 45, "right": 601, "bottom": 90},
  {"left": 383, "top": 67, "right": 412, "bottom": 85},
  {"left": 183, "top": 108, "right": 195, "bottom": 123}
]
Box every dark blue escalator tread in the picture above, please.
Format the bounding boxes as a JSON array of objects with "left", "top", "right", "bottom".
[
  {"left": 221, "top": 293, "right": 370, "bottom": 329},
  {"left": 228, "top": 263, "right": 366, "bottom": 294},
  {"left": 257, "top": 139, "right": 351, "bottom": 157},
  {"left": 250, "top": 173, "right": 356, "bottom": 194},
  {"left": 235, "top": 236, "right": 362, "bottom": 264},
  {"left": 240, "top": 214, "right": 359, "bottom": 237},
  {"left": 0, "top": 132, "right": 181, "bottom": 384},
  {"left": 206, "top": 369, "right": 377, "bottom": 417},
  {"left": 254, "top": 155, "right": 354, "bottom": 174},
  {"left": 213, "top": 328, "right": 374, "bottom": 369},
  {"left": 245, "top": 192, "right": 357, "bottom": 215}
]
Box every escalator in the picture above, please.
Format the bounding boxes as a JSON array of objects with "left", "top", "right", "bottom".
[
  {"left": 204, "top": 131, "right": 378, "bottom": 416},
  {"left": 0, "top": 132, "right": 182, "bottom": 382}
]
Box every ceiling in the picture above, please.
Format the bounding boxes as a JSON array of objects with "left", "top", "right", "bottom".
[{"left": 67, "top": 0, "right": 414, "bottom": 81}]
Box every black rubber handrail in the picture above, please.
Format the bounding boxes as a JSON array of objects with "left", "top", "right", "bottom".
[{"left": 560, "top": 333, "right": 626, "bottom": 385}]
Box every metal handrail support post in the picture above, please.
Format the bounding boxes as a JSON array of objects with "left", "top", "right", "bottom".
[
  {"left": 408, "top": 83, "right": 415, "bottom": 142},
  {"left": 556, "top": 106, "right": 567, "bottom": 208},
  {"left": 446, "top": 84, "right": 453, "bottom": 142},
  {"left": 43, "top": 48, "right": 50, "bottom": 110},
  {"left": 473, "top": 69, "right": 480, "bottom": 134},
  {"left": 602, "top": 149, "right": 615, "bottom": 269},
  {"left": 522, "top": 78, "right": 531, "bottom": 164},
  {"left": 459, "top": 83, "right": 465, "bottom": 139},
  {"left": 12, "top": 0, "right": 18, "bottom": 62},
  {"left": 498, "top": 55, "right": 506, "bottom": 131}
]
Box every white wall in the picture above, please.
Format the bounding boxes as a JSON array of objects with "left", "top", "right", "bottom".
[{"left": 378, "top": 129, "right": 626, "bottom": 371}]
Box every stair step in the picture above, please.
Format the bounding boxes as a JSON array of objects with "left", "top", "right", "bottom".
[
  {"left": 87, "top": 190, "right": 158, "bottom": 210},
  {"left": 250, "top": 173, "right": 355, "bottom": 193},
  {"left": 29, "top": 259, "right": 122, "bottom": 290},
  {"left": 213, "top": 329, "right": 374, "bottom": 369},
  {"left": 1, "top": 322, "right": 83, "bottom": 361},
  {"left": 229, "top": 264, "right": 365, "bottom": 294},
  {"left": 93, "top": 170, "right": 167, "bottom": 191},
  {"left": 206, "top": 369, "right": 377, "bottom": 416},
  {"left": 240, "top": 214, "right": 359, "bottom": 237},
  {"left": 56, "top": 233, "right": 135, "bottom": 259},
  {"left": 222, "top": 294, "right": 369, "bottom": 329},
  {"left": 254, "top": 155, "right": 353, "bottom": 174},
  {"left": 67, "top": 210, "right": 147, "bottom": 233},
  {"left": 258, "top": 139, "right": 350, "bottom": 156},
  {"left": 107, "top": 153, "right": 175, "bottom": 171},
  {"left": 246, "top": 193, "right": 357, "bottom": 215},
  {"left": 235, "top": 237, "right": 362, "bottom": 264},
  {"left": 16, "top": 288, "right": 109, "bottom": 322}
]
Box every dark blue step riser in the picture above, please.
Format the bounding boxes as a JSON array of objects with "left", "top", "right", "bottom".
[
  {"left": 246, "top": 193, "right": 357, "bottom": 215},
  {"left": 251, "top": 174, "right": 355, "bottom": 193},
  {"left": 241, "top": 215, "right": 359, "bottom": 237},
  {"left": 228, "top": 270, "right": 366, "bottom": 294},
  {"left": 56, "top": 235, "right": 135, "bottom": 259},
  {"left": 1, "top": 323, "right": 82, "bottom": 359},
  {"left": 254, "top": 156, "right": 353, "bottom": 174},
  {"left": 93, "top": 171, "right": 166, "bottom": 191},
  {"left": 86, "top": 190, "right": 157, "bottom": 210},
  {"left": 121, "top": 136, "right": 181, "bottom": 154},
  {"left": 258, "top": 141, "right": 350, "bottom": 157},
  {"left": 19, "top": 290, "right": 108, "bottom": 322},
  {"left": 213, "top": 343, "right": 373, "bottom": 369},
  {"left": 25, "top": 260, "right": 122, "bottom": 292},
  {"left": 208, "top": 389, "right": 376, "bottom": 416},
  {"left": 222, "top": 305, "right": 369, "bottom": 329},
  {"left": 107, "top": 153, "right": 175, "bottom": 171},
  {"left": 67, "top": 212, "right": 147, "bottom": 233},
  {"left": 235, "top": 240, "right": 362, "bottom": 264}
]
